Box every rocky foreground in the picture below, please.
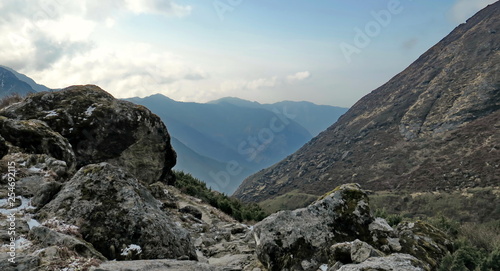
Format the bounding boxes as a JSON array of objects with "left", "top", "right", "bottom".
[{"left": 1, "top": 86, "right": 451, "bottom": 270}]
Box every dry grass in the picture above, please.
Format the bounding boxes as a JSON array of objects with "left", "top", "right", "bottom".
[{"left": 0, "top": 93, "right": 24, "bottom": 109}]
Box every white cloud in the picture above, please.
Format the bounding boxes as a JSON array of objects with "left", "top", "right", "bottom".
[
  {"left": 220, "top": 71, "right": 311, "bottom": 94},
  {"left": 450, "top": 0, "right": 497, "bottom": 23},
  {"left": 125, "top": 0, "right": 192, "bottom": 17},
  {"left": 286, "top": 71, "right": 311, "bottom": 82},
  {"left": 0, "top": 0, "right": 197, "bottom": 97},
  {"left": 30, "top": 43, "right": 208, "bottom": 98}
]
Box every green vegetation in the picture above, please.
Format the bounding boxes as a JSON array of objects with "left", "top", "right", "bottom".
[
  {"left": 373, "top": 208, "right": 404, "bottom": 227},
  {"left": 370, "top": 189, "right": 500, "bottom": 270},
  {"left": 258, "top": 189, "right": 318, "bottom": 214},
  {"left": 174, "top": 171, "right": 267, "bottom": 222}
]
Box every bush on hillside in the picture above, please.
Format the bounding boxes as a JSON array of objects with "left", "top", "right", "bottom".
[{"left": 174, "top": 171, "right": 267, "bottom": 222}]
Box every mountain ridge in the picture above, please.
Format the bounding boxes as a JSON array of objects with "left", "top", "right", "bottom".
[
  {"left": 126, "top": 94, "right": 347, "bottom": 194},
  {"left": 234, "top": 2, "right": 500, "bottom": 203}
]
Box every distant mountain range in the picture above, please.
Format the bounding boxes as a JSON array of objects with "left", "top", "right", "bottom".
[
  {"left": 234, "top": 2, "right": 500, "bottom": 205},
  {"left": 126, "top": 95, "right": 347, "bottom": 194},
  {"left": 0, "top": 65, "right": 348, "bottom": 194}
]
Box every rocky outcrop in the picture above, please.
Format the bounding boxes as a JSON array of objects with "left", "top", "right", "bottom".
[
  {"left": 0, "top": 85, "right": 176, "bottom": 185},
  {"left": 0, "top": 117, "right": 75, "bottom": 169},
  {"left": 252, "top": 184, "right": 451, "bottom": 271},
  {"left": 36, "top": 162, "right": 196, "bottom": 261},
  {"left": 235, "top": 2, "right": 500, "bottom": 203}
]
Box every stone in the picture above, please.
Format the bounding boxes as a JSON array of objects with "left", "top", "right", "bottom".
[
  {"left": 91, "top": 259, "right": 219, "bottom": 271},
  {"left": 252, "top": 184, "right": 374, "bottom": 271},
  {"left": 0, "top": 85, "right": 176, "bottom": 185},
  {"left": 0, "top": 135, "right": 8, "bottom": 159},
  {"left": 0, "top": 254, "right": 40, "bottom": 271},
  {"left": 29, "top": 226, "right": 106, "bottom": 260},
  {"left": 395, "top": 221, "right": 452, "bottom": 269},
  {"left": 336, "top": 254, "right": 429, "bottom": 271},
  {"left": 36, "top": 162, "right": 196, "bottom": 261},
  {"left": 0, "top": 117, "right": 76, "bottom": 169},
  {"left": 180, "top": 205, "right": 203, "bottom": 220},
  {"left": 350, "top": 239, "right": 385, "bottom": 264},
  {"left": 32, "top": 181, "right": 62, "bottom": 208}
]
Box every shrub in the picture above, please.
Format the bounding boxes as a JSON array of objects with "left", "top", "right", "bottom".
[
  {"left": 0, "top": 93, "right": 24, "bottom": 109},
  {"left": 173, "top": 171, "right": 267, "bottom": 222}
]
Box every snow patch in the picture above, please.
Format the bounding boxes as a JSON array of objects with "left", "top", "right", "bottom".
[
  {"left": 120, "top": 244, "right": 142, "bottom": 256},
  {"left": 45, "top": 110, "right": 58, "bottom": 117},
  {"left": 84, "top": 105, "right": 96, "bottom": 116},
  {"left": 319, "top": 264, "right": 329, "bottom": 271}
]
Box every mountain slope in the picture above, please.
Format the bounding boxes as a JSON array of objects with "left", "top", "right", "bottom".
[
  {"left": 126, "top": 94, "right": 323, "bottom": 194},
  {"left": 234, "top": 2, "right": 500, "bottom": 203},
  {"left": 0, "top": 67, "right": 36, "bottom": 98},
  {"left": 0, "top": 65, "right": 52, "bottom": 92}
]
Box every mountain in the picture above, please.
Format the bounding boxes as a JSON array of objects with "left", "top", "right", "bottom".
[
  {"left": 0, "top": 66, "right": 36, "bottom": 98},
  {"left": 234, "top": 2, "right": 500, "bottom": 205},
  {"left": 210, "top": 97, "right": 348, "bottom": 136},
  {"left": 0, "top": 65, "right": 52, "bottom": 92},
  {"left": 126, "top": 95, "right": 347, "bottom": 194}
]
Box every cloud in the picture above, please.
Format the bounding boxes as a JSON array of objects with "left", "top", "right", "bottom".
[
  {"left": 125, "top": 0, "right": 192, "bottom": 17},
  {"left": 286, "top": 71, "right": 311, "bottom": 82},
  {"left": 29, "top": 43, "right": 209, "bottom": 98},
  {"left": 0, "top": 0, "right": 196, "bottom": 97},
  {"left": 450, "top": 0, "right": 497, "bottom": 23},
  {"left": 221, "top": 71, "right": 311, "bottom": 93},
  {"left": 221, "top": 76, "right": 278, "bottom": 92}
]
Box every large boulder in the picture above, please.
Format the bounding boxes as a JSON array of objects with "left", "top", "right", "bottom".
[
  {"left": 396, "top": 221, "right": 452, "bottom": 270},
  {"left": 252, "top": 183, "right": 452, "bottom": 271},
  {"left": 252, "top": 183, "right": 374, "bottom": 271},
  {"left": 36, "top": 162, "right": 196, "bottom": 260},
  {"left": 0, "top": 85, "right": 176, "bottom": 185}
]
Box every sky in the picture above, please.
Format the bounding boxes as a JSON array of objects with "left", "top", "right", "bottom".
[{"left": 0, "top": 0, "right": 497, "bottom": 107}]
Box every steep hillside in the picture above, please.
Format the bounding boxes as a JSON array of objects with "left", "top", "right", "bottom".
[
  {"left": 235, "top": 2, "right": 500, "bottom": 204},
  {"left": 0, "top": 67, "right": 36, "bottom": 98},
  {"left": 0, "top": 65, "right": 52, "bottom": 92}
]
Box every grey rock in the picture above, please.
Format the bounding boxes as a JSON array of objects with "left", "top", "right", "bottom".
[
  {"left": 336, "top": 253, "right": 429, "bottom": 271},
  {"left": 37, "top": 162, "right": 196, "bottom": 260},
  {"left": 0, "top": 135, "right": 8, "bottom": 159},
  {"left": 395, "top": 221, "right": 452, "bottom": 269},
  {"left": 29, "top": 226, "right": 106, "bottom": 260},
  {"left": 0, "top": 117, "right": 76, "bottom": 169},
  {"left": 0, "top": 85, "right": 176, "bottom": 185},
  {"left": 0, "top": 254, "right": 40, "bottom": 271},
  {"left": 253, "top": 184, "right": 373, "bottom": 271},
  {"left": 32, "top": 181, "right": 62, "bottom": 208},
  {"left": 180, "top": 205, "right": 203, "bottom": 220},
  {"left": 350, "top": 239, "right": 385, "bottom": 264},
  {"left": 91, "top": 259, "right": 220, "bottom": 271}
]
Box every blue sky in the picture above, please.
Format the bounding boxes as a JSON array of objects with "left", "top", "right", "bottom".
[{"left": 0, "top": 0, "right": 496, "bottom": 106}]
